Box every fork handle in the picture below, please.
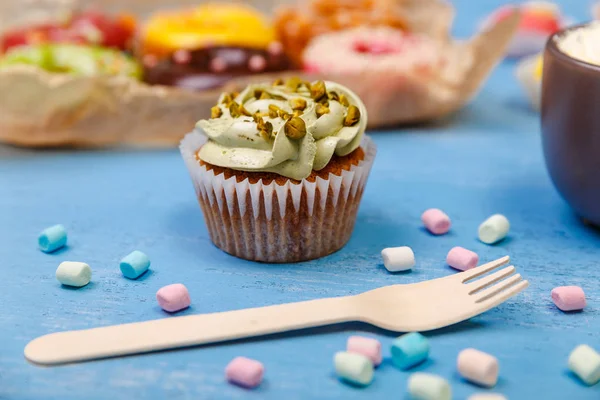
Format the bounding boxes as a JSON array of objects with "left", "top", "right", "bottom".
[{"left": 25, "top": 296, "right": 353, "bottom": 365}]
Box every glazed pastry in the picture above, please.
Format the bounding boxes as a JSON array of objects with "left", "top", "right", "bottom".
[
  {"left": 274, "top": 0, "right": 408, "bottom": 64},
  {"left": 480, "top": 2, "right": 563, "bottom": 58},
  {"left": 143, "top": 46, "right": 292, "bottom": 91},
  {"left": 140, "top": 3, "right": 292, "bottom": 91},
  {"left": 180, "top": 78, "right": 377, "bottom": 262},
  {"left": 0, "top": 44, "right": 142, "bottom": 79},
  {"left": 303, "top": 27, "right": 443, "bottom": 76},
  {"left": 140, "top": 3, "right": 278, "bottom": 58},
  {"left": 1, "top": 11, "right": 136, "bottom": 53}
]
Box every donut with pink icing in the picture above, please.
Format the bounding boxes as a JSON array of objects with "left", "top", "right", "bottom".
[{"left": 302, "top": 27, "right": 443, "bottom": 77}]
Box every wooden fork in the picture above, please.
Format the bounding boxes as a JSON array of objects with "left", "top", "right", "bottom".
[{"left": 25, "top": 256, "right": 527, "bottom": 366}]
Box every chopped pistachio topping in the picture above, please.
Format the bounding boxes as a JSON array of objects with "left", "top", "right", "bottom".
[
  {"left": 196, "top": 81, "right": 367, "bottom": 181},
  {"left": 344, "top": 105, "right": 361, "bottom": 127},
  {"left": 339, "top": 94, "right": 349, "bottom": 107},
  {"left": 284, "top": 117, "right": 307, "bottom": 139},
  {"left": 239, "top": 104, "right": 252, "bottom": 117},
  {"left": 285, "top": 77, "right": 303, "bottom": 90},
  {"left": 290, "top": 98, "right": 307, "bottom": 111},
  {"left": 328, "top": 91, "right": 340, "bottom": 101},
  {"left": 278, "top": 109, "right": 291, "bottom": 120},
  {"left": 315, "top": 103, "right": 330, "bottom": 118},
  {"left": 310, "top": 80, "right": 327, "bottom": 102},
  {"left": 267, "top": 104, "right": 279, "bottom": 119},
  {"left": 228, "top": 102, "right": 241, "bottom": 118},
  {"left": 258, "top": 121, "right": 273, "bottom": 141},
  {"left": 211, "top": 106, "right": 223, "bottom": 119},
  {"left": 221, "top": 93, "right": 233, "bottom": 105},
  {"left": 264, "top": 121, "right": 273, "bottom": 135}
]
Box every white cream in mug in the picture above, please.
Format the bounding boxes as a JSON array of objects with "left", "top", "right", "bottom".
[{"left": 556, "top": 21, "right": 600, "bottom": 66}]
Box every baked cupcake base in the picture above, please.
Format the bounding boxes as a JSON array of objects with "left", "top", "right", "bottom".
[{"left": 180, "top": 131, "right": 377, "bottom": 263}]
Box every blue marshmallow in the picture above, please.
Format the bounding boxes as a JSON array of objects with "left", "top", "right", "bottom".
[
  {"left": 38, "top": 224, "right": 67, "bottom": 253},
  {"left": 391, "top": 332, "right": 430, "bottom": 370},
  {"left": 120, "top": 250, "right": 151, "bottom": 279}
]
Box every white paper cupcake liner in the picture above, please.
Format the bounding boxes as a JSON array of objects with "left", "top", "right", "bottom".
[{"left": 180, "top": 131, "right": 377, "bottom": 263}]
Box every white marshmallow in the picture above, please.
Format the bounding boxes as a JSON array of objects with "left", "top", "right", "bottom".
[
  {"left": 408, "top": 373, "right": 452, "bottom": 400},
  {"left": 568, "top": 344, "right": 600, "bottom": 386},
  {"left": 381, "top": 246, "right": 415, "bottom": 272},
  {"left": 56, "top": 262, "right": 92, "bottom": 287},
  {"left": 334, "top": 352, "right": 374, "bottom": 386},
  {"left": 468, "top": 394, "right": 507, "bottom": 400},
  {"left": 457, "top": 348, "right": 499, "bottom": 387},
  {"left": 478, "top": 214, "right": 510, "bottom": 244}
]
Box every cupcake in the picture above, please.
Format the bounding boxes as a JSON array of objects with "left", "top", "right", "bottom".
[{"left": 180, "top": 78, "right": 376, "bottom": 263}]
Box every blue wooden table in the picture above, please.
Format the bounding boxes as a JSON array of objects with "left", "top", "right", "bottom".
[{"left": 1, "top": 1, "right": 598, "bottom": 399}]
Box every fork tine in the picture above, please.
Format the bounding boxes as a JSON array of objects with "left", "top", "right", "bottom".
[
  {"left": 460, "top": 256, "right": 510, "bottom": 283},
  {"left": 466, "top": 266, "right": 516, "bottom": 294},
  {"left": 474, "top": 280, "right": 529, "bottom": 311},
  {"left": 472, "top": 274, "right": 523, "bottom": 303}
]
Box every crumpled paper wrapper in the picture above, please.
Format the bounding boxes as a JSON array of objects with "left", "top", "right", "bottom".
[
  {"left": 222, "top": 2, "right": 521, "bottom": 128},
  {"left": 0, "top": 0, "right": 519, "bottom": 148}
]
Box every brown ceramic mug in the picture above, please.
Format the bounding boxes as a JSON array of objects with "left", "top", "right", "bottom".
[{"left": 541, "top": 24, "right": 600, "bottom": 226}]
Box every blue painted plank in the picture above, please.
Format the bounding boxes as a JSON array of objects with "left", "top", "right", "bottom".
[{"left": 0, "top": 1, "right": 598, "bottom": 399}]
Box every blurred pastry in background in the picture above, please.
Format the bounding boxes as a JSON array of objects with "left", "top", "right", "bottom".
[
  {"left": 481, "top": 1, "right": 564, "bottom": 58},
  {"left": 303, "top": 26, "right": 443, "bottom": 78},
  {"left": 0, "top": 0, "right": 520, "bottom": 148},
  {"left": 142, "top": 45, "right": 292, "bottom": 92},
  {"left": 274, "top": 0, "right": 407, "bottom": 65},
  {"left": 0, "top": 43, "right": 142, "bottom": 79},
  {"left": 593, "top": 2, "right": 600, "bottom": 19},
  {"left": 515, "top": 52, "right": 543, "bottom": 111},
  {"left": 139, "top": 3, "right": 294, "bottom": 91},
  {"left": 0, "top": 10, "right": 136, "bottom": 53}
]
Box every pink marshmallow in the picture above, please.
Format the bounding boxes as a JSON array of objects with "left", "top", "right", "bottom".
[
  {"left": 347, "top": 336, "right": 382, "bottom": 366},
  {"left": 225, "top": 357, "right": 264, "bottom": 388},
  {"left": 551, "top": 286, "right": 586, "bottom": 311},
  {"left": 446, "top": 247, "right": 479, "bottom": 271},
  {"left": 156, "top": 283, "right": 191, "bottom": 313},
  {"left": 457, "top": 348, "right": 499, "bottom": 387},
  {"left": 421, "top": 208, "right": 451, "bottom": 235}
]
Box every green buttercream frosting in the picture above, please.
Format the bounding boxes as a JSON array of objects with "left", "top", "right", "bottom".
[{"left": 196, "top": 80, "right": 368, "bottom": 180}]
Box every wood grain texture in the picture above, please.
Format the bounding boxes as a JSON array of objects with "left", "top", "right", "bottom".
[{"left": 0, "top": 0, "right": 599, "bottom": 399}]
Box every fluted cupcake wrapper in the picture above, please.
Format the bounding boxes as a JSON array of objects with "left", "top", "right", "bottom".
[{"left": 180, "top": 131, "right": 377, "bottom": 263}]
